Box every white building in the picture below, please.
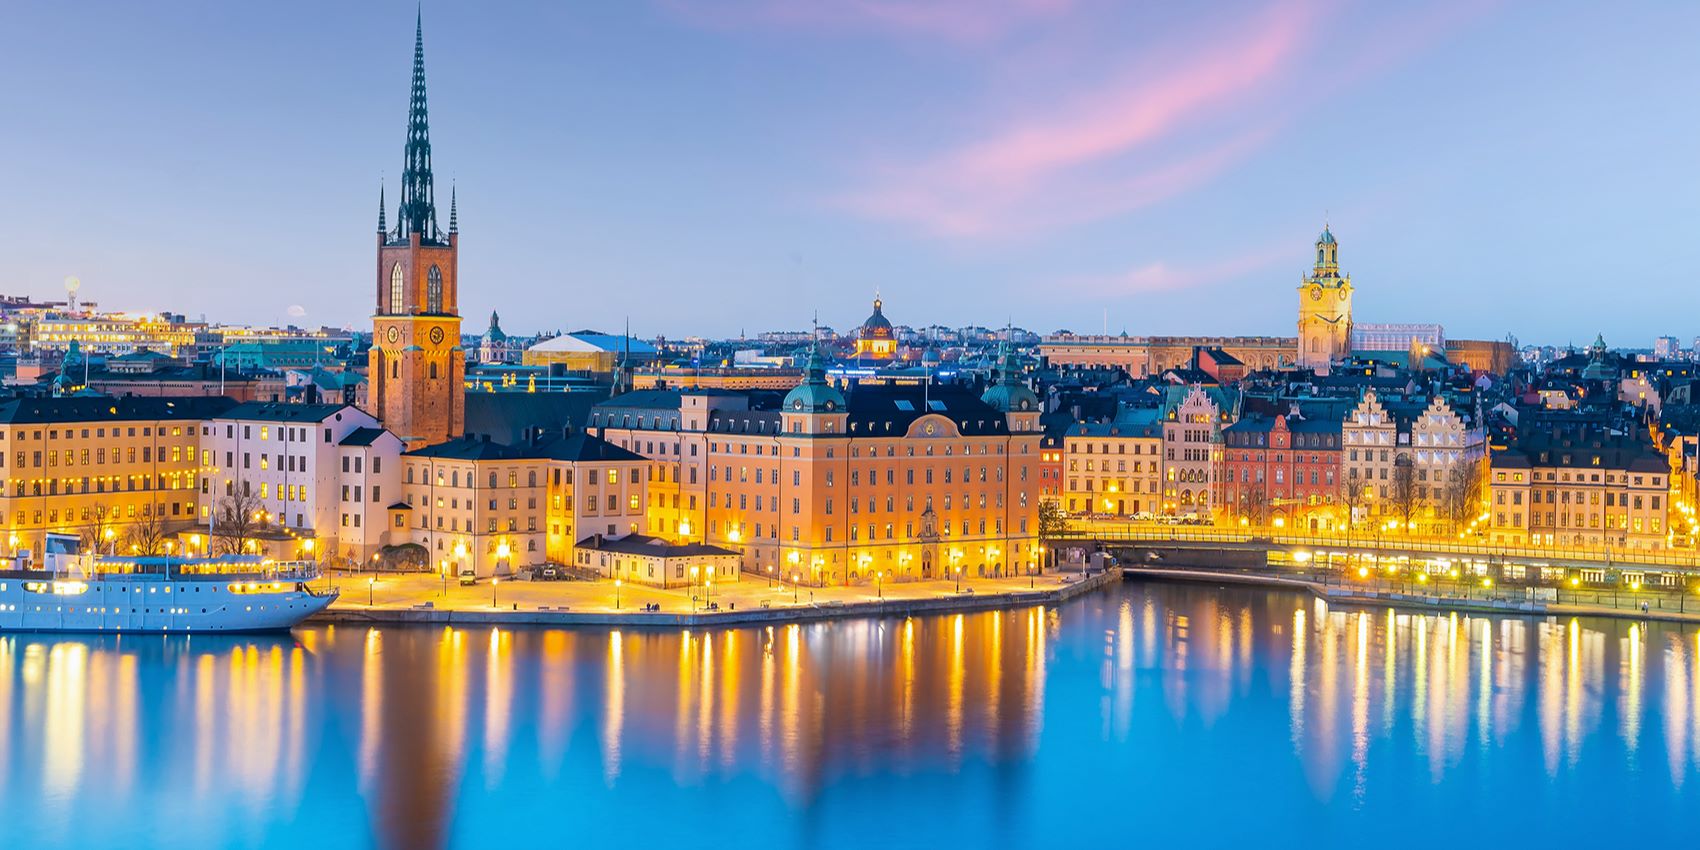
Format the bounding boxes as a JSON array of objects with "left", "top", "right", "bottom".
[{"left": 200, "top": 402, "right": 400, "bottom": 561}]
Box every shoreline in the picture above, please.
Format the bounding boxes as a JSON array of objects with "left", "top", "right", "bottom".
[
  {"left": 309, "top": 568, "right": 1119, "bottom": 629},
  {"left": 1126, "top": 567, "right": 1700, "bottom": 625}
]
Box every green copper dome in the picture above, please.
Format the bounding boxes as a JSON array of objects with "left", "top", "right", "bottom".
[{"left": 785, "top": 339, "right": 846, "bottom": 413}]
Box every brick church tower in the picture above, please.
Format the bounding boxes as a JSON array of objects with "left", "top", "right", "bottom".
[{"left": 369, "top": 14, "right": 464, "bottom": 449}]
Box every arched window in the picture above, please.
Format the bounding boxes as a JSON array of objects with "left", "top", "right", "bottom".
[
  {"left": 426, "top": 265, "right": 444, "bottom": 313},
  {"left": 429, "top": 362, "right": 439, "bottom": 379},
  {"left": 389, "top": 264, "right": 405, "bottom": 313}
]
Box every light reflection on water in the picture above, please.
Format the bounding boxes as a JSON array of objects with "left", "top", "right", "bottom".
[{"left": 3, "top": 583, "right": 1700, "bottom": 848}]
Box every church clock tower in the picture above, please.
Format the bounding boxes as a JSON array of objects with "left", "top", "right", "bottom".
[
  {"left": 1296, "top": 226, "right": 1353, "bottom": 374},
  {"left": 369, "top": 14, "right": 464, "bottom": 449}
]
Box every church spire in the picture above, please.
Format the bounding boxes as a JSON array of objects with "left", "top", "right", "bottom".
[
  {"left": 396, "top": 10, "right": 439, "bottom": 242},
  {"left": 377, "top": 181, "right": 386, "bottom": 233},
  {"left": 449, "top": 183, "right": 458, "bottom": 234}
]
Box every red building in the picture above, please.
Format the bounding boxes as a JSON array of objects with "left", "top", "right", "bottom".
[{"left": 1219, "top": 413, "right": 1343, "bottom": 531}]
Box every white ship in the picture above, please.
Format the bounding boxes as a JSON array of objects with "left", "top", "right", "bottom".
[{"left": 0, "top": 534, "right": 338, "bottom": 633}]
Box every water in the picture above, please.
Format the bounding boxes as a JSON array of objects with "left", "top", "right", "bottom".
[{"left": 4, "top": 580, "right": 1699, "bottom": 849}]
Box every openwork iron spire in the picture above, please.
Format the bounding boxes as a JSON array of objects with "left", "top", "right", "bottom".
[
  {"left": 377, "top": 181, "right": 386, "bottom": 233},
  {"left": 449, "top": 183, "right": 458, "bottom": 234},
  {"left": 395, "top": 11, "right": 440, "bottom": 243}
]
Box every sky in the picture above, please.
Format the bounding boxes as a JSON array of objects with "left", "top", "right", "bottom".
[{"left": 2, "top": 0, "right": 1697, "bottom": 345}]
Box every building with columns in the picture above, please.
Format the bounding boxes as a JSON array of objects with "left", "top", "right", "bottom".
[
  {"left": 366, "top": 16, "right": 466, "bottom": 449},
  {"left": 1297, "top": 226, "right": 1354, "bottom": 373}
]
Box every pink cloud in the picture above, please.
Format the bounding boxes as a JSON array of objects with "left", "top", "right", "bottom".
[
  {"left": 1057, "top": 242, "right": 1296, "bottom": 298},
  {"left": 659, "top": 0, "right": 1077, "bottom": 43},
  {"left": 834, "top": 2, "right": 1322, "bottom": 238}
]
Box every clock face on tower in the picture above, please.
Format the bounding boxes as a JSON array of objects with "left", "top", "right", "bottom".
[
  {"left": 386, "top": 326, "right": 400, "bottom": 344},
  {"left": 429, "top": 326, "right": 445, "bottom": 345}
]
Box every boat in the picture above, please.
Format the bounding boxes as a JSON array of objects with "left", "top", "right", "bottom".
[{"left": 0, "top": 533, "right": 338, "bottom": 633}]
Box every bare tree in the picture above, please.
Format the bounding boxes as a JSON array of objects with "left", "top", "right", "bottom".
[
  {"left": 1239, "top": 484, "right": 1269, "bottom": 527},
  {"left": 1443, "top": 455, "right": 1486, "bottom": 532},
  {"left": 1390, "top": 456, "right": 1418, "bottom": 532},
  {"left": 212, "top": 490, "right": 267, "bottom": 555},
  {"left": 78, "top": 503, "right": 119, "bottom": 556},
  {"left": 1340, "top": 479, "right": 1368, "bottom": 534},
  {"left": 124, "top": 508, "right": 170, "bottom": 556}
]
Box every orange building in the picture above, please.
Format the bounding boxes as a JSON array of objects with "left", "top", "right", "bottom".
[{"left": 589, "top": 341, "right": 1045, "bottom": 584}]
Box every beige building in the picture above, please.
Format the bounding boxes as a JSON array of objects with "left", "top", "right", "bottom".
[
  {"left": 1488, "top": 425, "right": 1669, "bottom": 550},
  {"left": 1163, "top": 385, "right": 1231, "bottom": 516},
  {"left": 1040, "top": 334, "right": 1294, "bottom": 377},
  {"left": 397, "top": 432, "right": 651, "bottom": 578},
  {"left": 1062, "top": 415, "right": 1163, "bottom": 516},
  {"left": 0, "top": 397, "right": 232, "bottom": 562}
]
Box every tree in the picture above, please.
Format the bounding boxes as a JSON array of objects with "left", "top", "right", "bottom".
[
  {"left": 1340, "top": 478, "right": 1368, "bottom": 533},
  {"left": 1390, "top": 456, "right": 1418, "bottom": 533},
  {"left": 212, "top": 490, "right": 268, "bottom": 555},
  {"left": 1038, "top": 498, "right": 1071, "bottom": 540},
  {"left": 78, "top": 503, "right": 119, "bottom": 556},
  {"left": 1442, "top": 455, "right": 1486, "bottom": 533},
  {"left": 125, "top": 508, "right": 170, "bottom": 556},
  {"left": 1239, "top": 484, "right": 1269, "bottom": 527}
]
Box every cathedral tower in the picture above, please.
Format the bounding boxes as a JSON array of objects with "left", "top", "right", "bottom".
[
  {"left": 1296, "top": 226, "right": 1353, "bottom": 374},
  {"left": 369, "top": 14, "right": 464, "bottom": 449}
]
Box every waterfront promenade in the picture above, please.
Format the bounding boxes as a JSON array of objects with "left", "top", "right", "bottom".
[{"left": 312, "top": 567, "right": 1117, "bottom": 627}]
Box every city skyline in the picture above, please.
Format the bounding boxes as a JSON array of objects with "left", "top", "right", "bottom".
[{"left": 3, "top": 1, "right": 1698, "bottom": 343}]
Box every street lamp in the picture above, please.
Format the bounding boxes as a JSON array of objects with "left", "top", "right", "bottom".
[
  {"left": 791, "top": 572, "right": 800, "bottom": 603},
  {"left": 876, "top": 570, "right": 886, "bottom": 599},
  {"left": 691, "top": 565, "right": 701, "bottom": 611},
  {"left": 492, "top": 576, "right": 500, "bottom": 609},
  {"left": 367, "top": 575, "right": 375, "bottom": 607},
  {"left": 705, "top": 577, "right": 714, "bottom": 610},
  {"left": 954, "top": 565, "right": 963, "bottom": 593},
  {"left": 615, "top": 578, "right": 622, "bottom": 610}
]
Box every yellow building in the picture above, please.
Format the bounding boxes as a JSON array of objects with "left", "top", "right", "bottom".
[
  {"left": 590, "top": 341, "right": 1045, "bottom": 584},
  {"left": 1297, "top": 226, "right": 1354, "bottom": 374},
  {"left": 1488, "top": 425, "right": 1670, "bottom": 550},
  {"left": 0, "top": 397, "right": 233, "bottom": 561},
  {"left": 1062, "top": 416, "right": 1164, "bottom": 516},
  {"left": 398, "top": 431, "right": 652, "bottom": 578}
]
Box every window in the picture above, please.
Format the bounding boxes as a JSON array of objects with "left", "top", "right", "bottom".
[
  {"left": 426, "top": 265, "right": 444, "bottom": 312},
  {"left": 389, "top": 263, "right": 405, "bottom": 313}
]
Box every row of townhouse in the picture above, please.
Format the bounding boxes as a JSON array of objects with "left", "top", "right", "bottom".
[
  {"left": 1060, "top": 385, "right": 1491, "bottom": 533},
  {"left": 1486, "top": 422, "right": 1671, "bottom": 550}
]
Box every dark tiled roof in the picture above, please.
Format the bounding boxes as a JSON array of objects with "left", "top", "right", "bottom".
[
  {"left": 575, "top": 533, "right": 737, "bottom": 558},
  {"left": 339, "top": 427, "right": 391, "bottom": 447},
  {"left": 404, "top": 436, "right": 537, "bottom": 461},
  {"left": 0, "top": 395, "right": 238, "bottom": 425},
  {"left": 217, "top": 401, "right": 353, "bottom": 422},
  {"left": 536, "top": 432, "right": 646, "bottom": 463},
  {"left": 465, "top": 391, "right": 602, "bottom": 444}
]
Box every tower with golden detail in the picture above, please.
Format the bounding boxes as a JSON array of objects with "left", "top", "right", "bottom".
[
  {"left": 369, "top": 14, "right": 464, "bottom": 449},
  {"left": 1296, "top": 226, "right": 1353, "bottom": 374}
]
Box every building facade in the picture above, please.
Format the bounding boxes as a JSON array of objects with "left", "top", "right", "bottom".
[{"left": 1297, "top": 227, "right": 1354, "bottom": 374}]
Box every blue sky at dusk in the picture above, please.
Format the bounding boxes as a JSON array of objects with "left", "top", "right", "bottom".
[{"left": 2, "top": 0, "right": 1696, "bottom": 344}]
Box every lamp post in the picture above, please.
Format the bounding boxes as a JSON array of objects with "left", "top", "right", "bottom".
[
  {"left": 705, "top": 577, "right": 714, "bottom": 610},
  {"left": 876, "top": 570, "right": 885, "bottom": 599},
  {"left": 367, "top": 575, "right": 375, "bottom": 607},
  {"left": 615, "top": 578, "right": 622, "bottom": 610},
  {"left": 691, "top": 565, "right": 701, "bottom": 611},
  {"left": 792, "top": 572, "right": 800, "bottom": 604},
  {"left": 492, "top": 576, "right": 499, "bottom": 609},
  {"left": 954, "top": 564, "right": 963, "bottom": 593}
]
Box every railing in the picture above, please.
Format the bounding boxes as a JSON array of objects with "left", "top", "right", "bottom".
[
  {"left": 1059, "top": 521, "right": 1700, "bottom": 571},
  {"left": 1127, "top": 561, "right": 1700, "bottom": 616}
]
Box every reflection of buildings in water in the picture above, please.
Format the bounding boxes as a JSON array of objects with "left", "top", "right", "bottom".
[{"left": 0, "top": 634, "right": 309, "bottom": 845}]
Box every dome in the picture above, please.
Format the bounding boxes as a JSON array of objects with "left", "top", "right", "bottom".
[
  {"left": 1317, "top": 227, "right": 1336, "bottom": 245},
  {"left": 980, "top": 382, "right": 1037, "bottom": 413},
  {"left": 483, "top": 311, "right": 507, "bottom": 342},
  {"left": 860, "top": 297, "right": 893, "bottom": 338},
  {"left": 784, "top": 340, "right": 847, "bottom": 413}
]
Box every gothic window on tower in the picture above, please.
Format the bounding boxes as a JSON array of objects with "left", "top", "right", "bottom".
[
  {"left": 389, "top": 264, "right": 405, "bottom": 313},
  {"left": 429, "top": 362, "right": 439, "bottom": 379},
  {"left": 426, "top": 265, "right": 443, "bottom": 313}
]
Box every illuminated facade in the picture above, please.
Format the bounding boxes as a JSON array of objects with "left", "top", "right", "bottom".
[
  {"left": 1297, "top": 227, "right": 1354, "bottom": 374},
  {"left": 1488, "top": 426, "right": 1669, "bottom": 550},
  {"left": 854, "top": 295, "right": 898, "bottom": 360},
  {"left": 589, "top": 341, "right": 1044, "bottom": 584},
  {"left": 0, "top": 397, "right": 232, "bottom": 560},
  {"left": 1062, "top": 418, "right": 1163, "bottom": 516}
]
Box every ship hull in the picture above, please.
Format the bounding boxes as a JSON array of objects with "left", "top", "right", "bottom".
[{"left": 0, "top": 576, "right": 338, "bottom": 634}]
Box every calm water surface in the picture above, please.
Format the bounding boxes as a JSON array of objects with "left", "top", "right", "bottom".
[{"left": 5, "top": 581, "right": 1700, "bottom": 848}]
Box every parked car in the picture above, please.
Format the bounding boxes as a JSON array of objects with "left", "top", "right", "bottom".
[{"left": 458, "top": 568, "right": 477, "bottom": 586}]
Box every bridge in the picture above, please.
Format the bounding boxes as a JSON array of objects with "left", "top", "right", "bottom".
[{"left": 1053, "top": 520, "right": 1700, "bottom": 582}]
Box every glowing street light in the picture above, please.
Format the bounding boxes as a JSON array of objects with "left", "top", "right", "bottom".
[
  {"left": 492, "top": 576, "right": 500, "bottom": 609},
  {"left": 367, "top": 575, "right": 375, "bottom": 607},
  {"left": 615, "top": 578, "right": 622, "bottom": 610}
]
